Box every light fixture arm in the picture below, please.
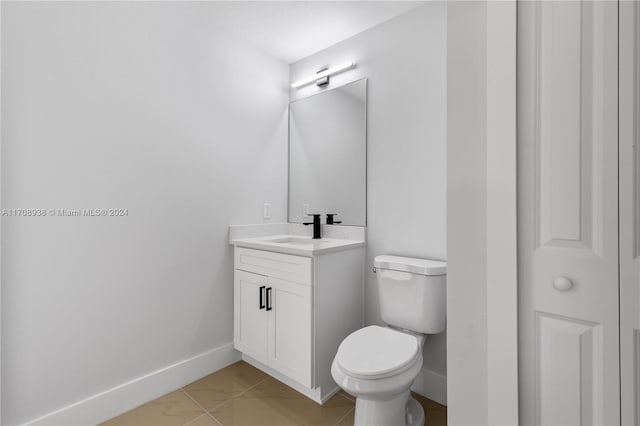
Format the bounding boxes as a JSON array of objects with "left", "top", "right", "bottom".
[{"left": 315, "top": 67, "right": 330, "bottom": 87}]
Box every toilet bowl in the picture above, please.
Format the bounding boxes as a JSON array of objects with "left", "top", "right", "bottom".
[
  {"left": 331, "top": 255, "right": 446, "bottom": 426},
  {"left": 332, "top": 326, "right": 425, "bottom": 426}
]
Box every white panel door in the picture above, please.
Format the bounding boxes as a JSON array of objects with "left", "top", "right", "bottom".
[
  {"left": 620, "top": 3, "right": 640, "bottom": 424},
  {"left": 234, "top": 270, "right": 268, "bottom": 364},
  {"left": 518, "top": 1, "right": 620, "bottom": 425},
  {"left": 267, "top": 276, "right": 312, "bottom": 388}
]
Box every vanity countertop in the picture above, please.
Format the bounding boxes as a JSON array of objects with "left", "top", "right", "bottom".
[{"left": 230, "top": 234, "right": 365, "bottom": 257}]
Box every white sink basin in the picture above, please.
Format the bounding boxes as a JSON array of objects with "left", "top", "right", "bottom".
[
  {"left": 269, "top": 237, "right": 323, "bottom": 246},
  {"left": 230, "top": 234, "right": 365, "bottom": 256}
]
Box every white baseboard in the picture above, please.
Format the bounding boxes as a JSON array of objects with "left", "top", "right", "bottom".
[
  {"left": 24, "top": 343, "right": 241, "bottom": 426},
  {"left": 411, "top": 368, "right": 447, "bottom": 406}
]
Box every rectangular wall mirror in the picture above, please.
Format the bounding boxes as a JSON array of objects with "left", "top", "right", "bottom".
[{"left": 288, "top": 78, "right": 367, "bottom": 226}]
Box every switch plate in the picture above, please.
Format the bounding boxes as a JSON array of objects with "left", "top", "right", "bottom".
[{"left": 263, "top": 203, "right": 272, "bottom": 220}]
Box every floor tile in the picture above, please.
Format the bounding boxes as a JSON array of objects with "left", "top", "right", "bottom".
[
  {"left": 101, "top": 391, "right": 205, "bottom": 426},
  {"left": 337, "top": 390, "right": 354, "bottom": 402},
  {"left": 101, "top": 361, "right": 448, "bottom": 426},
  {"left": 183, "top": 361, "right": 269, "bottom": 411},
  {"left": 209, "top": 378, "right": 354, "bottom": 425},
  {"left": 334, "top": 408, "right": 354, "bottom": 426},
  {"left": 412, "top": 392, "right": 447, "bottom": 426},
  {"left": 331, "top": 394, "right": 446, "bottom": 426}
]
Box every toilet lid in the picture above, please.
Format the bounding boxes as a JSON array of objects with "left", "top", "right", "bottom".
[{"left": 336, "top": 326, "right": 420, "bottom": 380}]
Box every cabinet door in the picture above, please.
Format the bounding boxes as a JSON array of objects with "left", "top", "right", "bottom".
[
  {"left": 267, "top": 276, "right": 312, "bottom": 388},
  {"left": 234, "top": 270, "right": 268, "bottom": 364}
]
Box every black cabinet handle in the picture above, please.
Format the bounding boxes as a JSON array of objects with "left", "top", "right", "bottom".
[
  {"left": 266, "top": 287, "right": 272, "bottom": 311},
  {"left": 259, "top": 286, "right": 265, "bottom": 309}
]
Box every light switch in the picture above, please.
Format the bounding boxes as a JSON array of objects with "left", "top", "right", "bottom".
[{"left": 263, "top": 203, "right": 272, "bottom": 220}]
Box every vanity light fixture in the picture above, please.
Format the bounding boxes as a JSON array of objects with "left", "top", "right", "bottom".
[{"left": 291, "top": 62, "right": 355, "bottom": 89}]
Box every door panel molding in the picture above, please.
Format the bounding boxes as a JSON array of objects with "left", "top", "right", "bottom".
[
  {"left": 535, "top": 312, "right": 603, "bottom": 425},
  {"left": 534, "top": 1, "right": 607, "bottom": 256}
]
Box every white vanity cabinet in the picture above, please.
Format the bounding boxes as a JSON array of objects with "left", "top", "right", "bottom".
[
  {"left": 234, "top": 248, "right": 313, "bottom": 387},
  {"left": 232, "top": 243, "right": 364, "bottom": 404}
]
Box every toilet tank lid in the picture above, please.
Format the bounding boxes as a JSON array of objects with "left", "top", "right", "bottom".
[{"left": 374, "top": 255, "right": 446, "bottom": 275}]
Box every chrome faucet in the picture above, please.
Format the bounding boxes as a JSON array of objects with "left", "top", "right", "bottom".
[{"left": 303, "top": 214, "right": 322, "bottom": 239}]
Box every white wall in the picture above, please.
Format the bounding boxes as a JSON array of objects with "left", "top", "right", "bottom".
[
  {"left": 290, "top": 3, "right": 448, "bottom": 386},
  {"left": 1, "top": 2, "right": 288, "bottom": 424}
]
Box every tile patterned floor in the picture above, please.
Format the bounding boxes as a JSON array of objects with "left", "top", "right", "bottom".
[{"left": 101, "top": 361, "right": 447, "bottom": 426}]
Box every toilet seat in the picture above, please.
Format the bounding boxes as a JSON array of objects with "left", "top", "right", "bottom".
[{"left": 336, "top": 326, "right": 420, "bottom": 380}]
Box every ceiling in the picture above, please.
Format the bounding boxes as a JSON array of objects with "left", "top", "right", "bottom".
[{"left": 199, "top": 1, "right": 427, "bottom": 63}]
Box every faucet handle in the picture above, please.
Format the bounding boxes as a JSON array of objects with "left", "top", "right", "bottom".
[
  {"left": 303, "top": 213, "right": 322, "bottom": 225},
  {"left": 326, "top": 213, "right": 342, "bottom": 225}
]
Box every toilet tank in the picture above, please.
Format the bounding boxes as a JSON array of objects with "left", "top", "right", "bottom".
[{"left": 374, "top": 255, "right": 446, "bottom": 334}]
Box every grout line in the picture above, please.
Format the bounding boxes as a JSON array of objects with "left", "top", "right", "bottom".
[
  {"left": 207, "top": 412, "right": 225, "bottom": 426},
  {"left": 333, "top": 407, "right": 354, "bottom": 426},
  {"left": 199, "top": 375, "right": 272, "bottom": 414},
  {"left": 180, "top": 390, "right": 213, "bottom": 423},
  {"left": 182, "top": 412, "right": 221, "bottom": 426},
  {"left": 244, "top": 375, "right": 271, "bottom": 392},
  {"left": 336, "top": 392, "right": 354, "bottom": 402}
]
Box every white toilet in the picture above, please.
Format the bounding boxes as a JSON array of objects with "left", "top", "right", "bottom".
[{"left": 331, "top": 255, "right": 446, "bottom": 426}]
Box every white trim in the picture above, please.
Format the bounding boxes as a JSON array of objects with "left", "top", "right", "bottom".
[
  {"left": 485, "top": 1, "right": 518, "bottom": 425},
  {"left": 619, "top": 3, "right": 639, "bottom": 423},
  {"left": 446, "top": 1, "right": 491, "bottom": 422},
  {"left": 411, "top": 368, "right": 447, "bottom": 407},
  {"left": 447, "top": 1, "right": 518, "bottom": 424},
  {"left": 1, "top": 0, "right": 4, "bottom": 420},
  {"left": 23, "top": 344, "right": 240, "bottom": 426}
]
